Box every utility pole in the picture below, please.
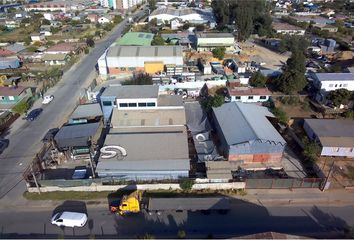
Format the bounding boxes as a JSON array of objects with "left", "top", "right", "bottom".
[
  {"left": 89, "top": 152, "right": 96, "bottom": 179},
  {"left": 30, "top": 164, "right": 41, "bottom": 194},
  {"left": 321, "top": 161, "right": 335, "bottom": 192}
]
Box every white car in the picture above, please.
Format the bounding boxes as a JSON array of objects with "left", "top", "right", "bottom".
[
  {"left": 51, "top": 211, "right": 88, "bottom": 228},
  {"left": 42, "top": 95, "right": 54, "bottom": 104}
]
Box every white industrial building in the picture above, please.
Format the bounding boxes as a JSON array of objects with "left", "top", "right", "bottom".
[
  {"left": 100, "top": 0, "right": 143, "bottom": 10},
  {"left": 148, "top": 7, "right": 215, "bottom": 25},
  {"left": 196, "top": 33, "right": 235, "bottom": 52},
  {"left": 98, "top": 45, "right": 183, "bottom": 76}
]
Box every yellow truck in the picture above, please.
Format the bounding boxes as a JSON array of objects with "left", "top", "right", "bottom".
[{"left": 110, "top": 191, "right": 231, "bottom": 216}]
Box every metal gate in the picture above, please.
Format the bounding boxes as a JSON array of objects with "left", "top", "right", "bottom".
[{"left": 245, "top": 178, "right": 324, "bottom": 189}]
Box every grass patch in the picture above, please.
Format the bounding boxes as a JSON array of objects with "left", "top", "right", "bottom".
[{"left": 24, "top": 189, "right": 247, "bottom": 201}]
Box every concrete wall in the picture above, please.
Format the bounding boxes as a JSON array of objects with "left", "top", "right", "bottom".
[{"left": 28, "top": 182, "right": 246, "bottom": 193}]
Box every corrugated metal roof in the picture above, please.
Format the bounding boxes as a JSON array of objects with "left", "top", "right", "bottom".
[
  {"left": 314, "top": 73, "right": 354, "bottom": 82},
  {"left": 304, "top": 119, "right": 354, "bottom": 147},
  {"left": 107, "top": 46, "right": 182, "bottom": 58},
  {"left": 213, "top": 102, "right": 286, "bottom": 145},
  {"left": 197, "top": 33, "right": 234, "bottom": 38},
  {"left": 101, "top": 131, "right": 189, "bottom": 161},
  {"left": 111, "top": 107, "right": 186, "bottom": 128},
  {"left": 101, "top": 85, "right": 159, "bottom": 99},
  {"left": 157, "top": 95, "right": 183, "bottom": 106},
  {"left": 70, "top": 103, "right": 103, "bottom": 120}
]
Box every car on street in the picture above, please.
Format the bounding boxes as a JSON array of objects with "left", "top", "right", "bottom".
[
  {"left": 25, "top": 108, "right": 43, "bottom": 121},
  {"left": 42, "top": 128, "right": 59, "bottom": 143},
  {"left": 42, "top": 95, "right": 54, "bottom": 104},
  {"left": 51, "top": 211, "right": 88, "bottom": 228},
  {"left": 0, "top": 139, "right": 9, "bottom": 154}
]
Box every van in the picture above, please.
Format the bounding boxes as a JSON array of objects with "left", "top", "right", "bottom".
[{"left": 51, "top": 211, "right": 88, "bottom": 228}]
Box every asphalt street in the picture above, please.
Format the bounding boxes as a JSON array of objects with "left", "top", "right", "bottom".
[
  {"left": 0, "top": 201, "right": 353, "bottom": 238},
  {"left": 0, "top": 10, "right": 145, "bottom": 203}
]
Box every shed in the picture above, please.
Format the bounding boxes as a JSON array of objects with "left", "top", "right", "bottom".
[{"left": 69, "top": 103, "right": 103, "bottom": 124}]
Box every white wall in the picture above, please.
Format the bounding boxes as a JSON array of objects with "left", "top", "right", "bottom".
[
  {"left": 321, "top": 146, "right": 354, "bottom": 158},
  {"left": 98, "top": 51, "right": 108, "bottom": 75},
  {"left": 116, "top": 98, "right": 158, "bottom": 109},
  {"left": 106, "top": 55, "right": 183, "bottom": 68},
  {"left": 231, "top": 95, "right": 270, "bottom": 103},
  {"left": 319, "top": 81, "right": 354, "bottom": 92}
]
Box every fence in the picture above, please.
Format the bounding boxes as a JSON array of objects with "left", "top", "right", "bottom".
[{"left": 245, "top": 178, "right": 324, "bottom": 189}]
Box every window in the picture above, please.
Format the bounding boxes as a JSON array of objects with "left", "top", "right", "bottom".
[
  {"left": 0, "top": 96, "right": 4, "bottom": 100},
  {"left": 260, "top": 96, "right": 267, "bottom": 100},
  {"left": 333, "top": 147, "right": 340, "bottom": 152},
  {"left": 102, "top": 101, "right": 112, "bottom": 106},
  {"left": 335, "top": 84, "right": 338, "bottom": 87},
  {"left": 339, "top": 84, "right": 342, "bottom": 87},
  {"left": 329, "top": 84, "right": 334, "bottom": 87},
  {"left": 119, "top": 103, "right": 128, "bottom": 107},
  {"left": 147, "top": 102, "right": 156, "bottom": 107},
  {"left": 248, "top": 96, "right": 254, "bottom": 100},
  {"left": 128, "top": 103, "right": 137, "bottom": 107},
  {"left": 235, "top": 96, "right": 241, "bottom": 100},
  {"left": 138, "top": 102, "right": 147, "bottom": 107}
]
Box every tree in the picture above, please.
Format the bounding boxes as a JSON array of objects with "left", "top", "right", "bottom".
[
  {"left": 343, "top": 110, "right": 354, "bottom": 119},
  {"left": 212, "top": 47, "right": 226, "bottom": 60},
  {"left": 302, "top": 137, "right": 320, "bottom": 162},
  {"left": 179, "top": 179, "right": 194, "bottom": 191},
  {"left": 271, "top": 107, "right": 288, "bottom": 125},
  {"left": 249, "top": 71, "right": 267, "bottom": 87},
  {"left": 182, "top": 23, "right": 190, "bottom": 30},
  {"left": 12, "top": 100, "right": 29, "bottom": 114},
  {"left": 86, "top": 37, "right": 95, "bottom": 47},
  {"left": 151, "top": 34, "right": 165, "bottom": 45},
  {"left": 113, "top": 15, "right": 123, "bottom": 24},
  {"left": 122, "top": 73, "right": 152, "bottom": 85},
  {"left": 202, "top": 95, "right": 225, "bottom": 111},
  {"left": 195, "top": 24, "right": 205, "bottom": 32},
  {"left": 148, "top": 0, "right": 156, "bottom": 11},
  {"left": 177, "top": 230, "right": 186, "bottom": 239},
  {"left": 327, "top": 89, "right": 352, "bottom": 107},
  {"left": 42, "top": 19, "right": 50, "bottom": 25},
  {"left": 235, "top": 1, "right": 253, "bottom": 41}
]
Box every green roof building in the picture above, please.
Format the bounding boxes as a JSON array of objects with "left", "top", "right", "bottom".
[{"left": 115, "top": 32, "right": 155, "bottom": 46}]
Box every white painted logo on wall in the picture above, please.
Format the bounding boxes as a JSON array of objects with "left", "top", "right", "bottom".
[{"left": 100, "top": 146, "right": 127, "bottom": 159}]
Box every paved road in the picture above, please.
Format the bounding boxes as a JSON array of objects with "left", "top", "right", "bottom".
[
  {"left": 0, "top": 10, "right": 145, "bottom": 202},
  {"left": 0, "top": 201, "right": 353, "bottom": 238}
]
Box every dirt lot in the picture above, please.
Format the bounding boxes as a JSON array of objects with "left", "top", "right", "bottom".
[
  {"left": 239, "top": 40, "right": 290, "bottom": 69},
  {"left": 317, "top": 158, "right": 354, "bottom": 189}
]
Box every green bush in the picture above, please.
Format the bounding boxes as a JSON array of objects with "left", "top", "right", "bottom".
[
  {"left": 12, "top": 101, "right": 29, "bottom": 114},
  {"left": 179, "top": 179, "right": 194, "bottom": 191},
  {"left": 271, "top": 107, "right": 289, "bottom": 125},
  {"left": 177, "top": 230, "right": 186, "bottom": 239}
]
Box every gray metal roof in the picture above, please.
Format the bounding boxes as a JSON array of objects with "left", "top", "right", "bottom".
[
  {"left": 4, "top": 43, "right": 26, "bottom": 53},
  {"left": 100, "top": 132, "right": 189, "bottom": 161},
  {"left": 111, "top": 107, "right": 186, "bottom": 128},
  {"left": 213, "top": 102, "right": 286, "bottom": 145},
  {"left": 54, "top": 122, "right": 100, "bottom": 149},
  {"left": 197, "top": 33, "right": 234, "bottom": 38},
  {"left": 107, "top": 45, "right": 182, "bottom": 58},
  {"left": 101, "top": 85, "right": 159, "bottom": 99},
  {"left": 70, "top": 103, "right": 103, "bottom": 120},
  {"left": 157, "top": 95, "right": 183, "bottom": 106},
  {"left": 304, "top": 119, "right": 354, "bottom": 147},
  {"left": 314, "top": 73, "right": 354, "bottom": 82}
]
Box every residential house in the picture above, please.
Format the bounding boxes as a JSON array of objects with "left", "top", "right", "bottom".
[
  {"left": 227, "top": 87, "right": 271, "bottom": 103},
  {"left": 0, "top": 56, "right": 20, "bottom": 69},
  {"left": 98, "top": 15, "right": 112, "bottom": 24},
  {"left": 40, "top": 25, "right": 52, "bottom": 36},
  {"left": 25, "top": 2, "right": 70, "bottom": 13},
  {"left": 316, "top": 24, "right": 338, "bottom": 32},
  {"left": 290, "top": 16, "right": 335, "bottom": 25},
  {"left": 42, "top": 53, "right": 69, "bottom": 65},
  {"left": 212, "top": 102, "right": 286, "bottom": 165},
  {"left": 303, "top": 119, "right": 354, "bottom": 158},
  {"left": 4, "top": 19, "right": 20, "bottom": 29},
  {"left": 30, "top": 33, "right": 45, "bottom": 42},
  {"left": 312, "top": 73, "right": 354, "bottom": 92},
  {"left": 3, "top": 43, "right": 26, "bottom": 56},
  {"left": 196, "top": 33, "right": 235, "bottom": 52},
  {"left": 0, "top": 86, "right": 32, "bottom": 110},
  {"left": 272, "top": 22, "right": 306, "bottom": 35},
  {"left": 86, "top": 14, "right": 98, "bottom": 23},
  {"left": 170, "top": 18, "right": 183, "bottom": 30}
]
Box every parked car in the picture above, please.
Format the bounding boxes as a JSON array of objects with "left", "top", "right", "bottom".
[
  {"left": 25, "top": 108, "right": 43, "bottom": 121},
  {"left": 42, "top": 128, "right": 59, "bottom": 143},
  {"left": 0, "top": 139, "right": 9, "bottom": 154},
  {"left": 42, "top": 95, "right": 54, "bottom": 104},
  {"left": 51, "top": 211, "right": 88, "bottom": 228}
]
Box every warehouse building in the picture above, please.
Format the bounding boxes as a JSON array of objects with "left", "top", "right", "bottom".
[
  {"left": 115, "top": 32, "right": 155, "bottom": 46},
  {"left": 213, "top": 102, "right": 286, "bottom": 165},
  {"left": 98, "top": 45, "right": 183, "bottom": 76},
  {"left": 196, "top": 33, "right": 235, "bottom": 52},
  {"left": 303, "top": 119, "right": 354, "bottom": 158}
]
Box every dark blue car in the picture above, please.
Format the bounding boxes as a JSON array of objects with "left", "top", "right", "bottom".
[{"left": 25, "top": 108, "right": 43, "bottom": 121}]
